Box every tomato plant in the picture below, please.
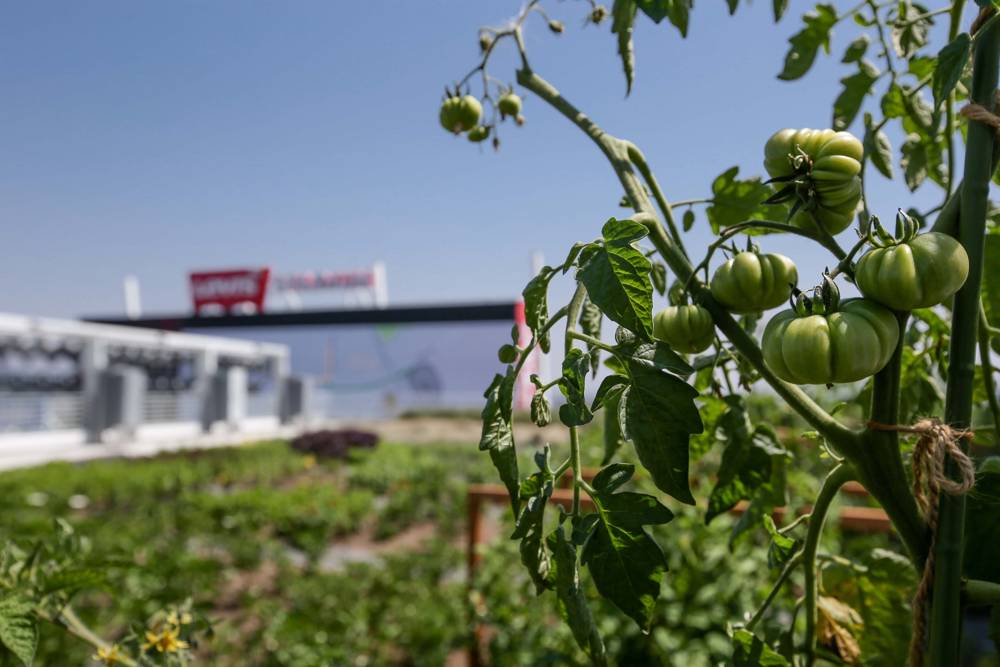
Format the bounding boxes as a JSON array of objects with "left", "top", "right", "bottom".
[{"left": 443, "top": 2, "right": 1000, "bottom": 665}]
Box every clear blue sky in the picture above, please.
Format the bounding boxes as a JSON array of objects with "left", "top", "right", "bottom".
[{"left": 1, "top": 1, "right": 954, "bottom": 318}]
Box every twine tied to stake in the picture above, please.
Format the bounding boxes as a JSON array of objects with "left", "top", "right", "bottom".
[
  {"left": 960, "top": 91, "right": 1000, "bottom": 140},
  {"left": 866, "top": 418, "right": 976, "bottom": 666}
]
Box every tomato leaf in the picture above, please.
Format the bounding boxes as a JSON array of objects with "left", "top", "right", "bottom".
[
  {"left": 480, "top": 370, "right": 520, "bottom": 514},
  {"left": 591, "top": 462, "right": 635, "bottom": 493},
  {"left": 547, "top": 523, "right": 607, "bottom": 662},
  {"left": 591, "top": 374, "right": 629, "bottom": 412},
  {"left": 832, "top": 59, "right": 880, "bottom": 130},
  {"left": 964, "top": 460, "right": 1000, "bottom": 584},
  {"left": 581, "top": 488, "right": 673, "bottom": 631},
  {"left": 731, "top": 628, "right": 789, "bottom": 666},
  {"left": 900, "top": 134, "right": 929, "bottom": 191},
  {"left": 612, "top": 0, "right": 638, "bottom": 95},
  {"left": 579, "top": 294, "right": 603, "bottom": 375},
  {"left": 558, "top": 348, "right": 594, "bottom": 427},
  {"left": 706, "top": 167, "right": 786, "bottom": 232},
  {"left": 623, "top": 358, "right": 702, "bottom": 504},
  {"left": 522, "top": 266, "right": 555, "bottom": 353},
  {"left": 511, "top": 471, "right": 553, "bottom": 594},
  {"left": 617, "top": 339, "right": 693, "bottom": 376},
  {"left": 933, "top": 33, "right": 971, "bottom": 109},
  {"left": 602, "top": 389, "right": 627, "bottom": 465},
  {"left": 763, "top": 515, "right": 798, "bottom": 569},
  {"left": 706, "top": 399, "right": 787, "bottom": 523},
  {"left": 777, "top": 4, "right": 837, "bottom": 81},
  {"left": 772, "top": 0, "right": 789, "bottom": 22},
  {"left": 650, "top": 260, "right": 667, "bottom": 296},
  {"left": 863, "top": 113, "right": 894, "bottom": 179},
  {"left": 0, "top": 596, "right": 37, "bottom": 667},
  {"left": 880, "top": 83, "right": 906, "bottom": 118},
  {"left": 578, "top": 218, "right": 654, "bottom": 339},
  {"left": 892, "top": 1, "right": 933, "bottom": 59},
  {"left": 636, "top": 1, "right": 690, "bottom": 37},
  {"left": 841, "top": 34, "right": 869, "bottom": 63}
]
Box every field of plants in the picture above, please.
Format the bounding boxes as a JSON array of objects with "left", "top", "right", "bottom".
[{"left": 0, "top": 409, "right": 989, "bottom": 666}]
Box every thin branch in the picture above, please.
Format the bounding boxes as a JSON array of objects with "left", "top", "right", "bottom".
[
  {"left": 746, "top": 552, "right": 804, "bottom": 632},
  {"left": 803, "top": 464, "right": 855, "bottom": 666}
]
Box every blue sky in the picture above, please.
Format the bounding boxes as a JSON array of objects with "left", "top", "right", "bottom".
[{"left": 0, "top": 1, "right": 958, "bottom": 318}]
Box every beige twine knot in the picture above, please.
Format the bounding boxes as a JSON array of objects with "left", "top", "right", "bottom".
[
  {"left": 959, "top": 91, "right": 1000, "bottom": 138},
  {"left": 867, "top": 418, "right": 976, "bottom": 666}
]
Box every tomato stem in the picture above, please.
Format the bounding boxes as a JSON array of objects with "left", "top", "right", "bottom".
[{"left": 929, "top": 14, "right": 1000, "bottom": 664}]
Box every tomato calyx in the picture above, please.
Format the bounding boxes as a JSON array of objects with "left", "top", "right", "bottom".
[
  {"left": 866, "top": 209, "right": 920, "bottom": 249},
  {"left": 789, "top": 274, "right": 841, "bottom": 317}
]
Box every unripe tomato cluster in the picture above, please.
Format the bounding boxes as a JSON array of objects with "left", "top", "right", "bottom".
[
  {"left": 650, "top": 130, "right": 970, "bottom": 387},
  {"left": 439, "top": 86, "right": 526, "bottom": 145}
]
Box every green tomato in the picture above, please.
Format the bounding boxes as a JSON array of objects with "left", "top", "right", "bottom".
[
  {"left": 764, "top": 128, "right": 864, "bottom": 235},
  {"left": 498, "top": 92, "right": 522, "bottom": 118},
  {"left": 762, "top": 298, "right": 899, "bottom": 384},
  {"left": 439, "top": 97, "right": 462, "bottom": 133},
  {"left": 855, "top": 232, "right": 969, "bottom": 310},
  {"left": 710, "top": 251, "right": 798, "bottom": 313},
  {"left": 467, "top": 126, "right": 491, "bottom": 142},
  {"left": 439, "top": 95, "right": 482, "bottom": 134},
  {"left": 652, "top": 305, "right": 715, "bottom": 354}
]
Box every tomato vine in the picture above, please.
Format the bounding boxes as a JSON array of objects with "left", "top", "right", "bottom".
[{"left": 443, "top": 2, "right": 1000, "bottom": 665}]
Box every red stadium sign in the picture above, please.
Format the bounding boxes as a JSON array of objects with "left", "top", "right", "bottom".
[{"left": 189, "top": 268, "right": 270, "bottom": 314}]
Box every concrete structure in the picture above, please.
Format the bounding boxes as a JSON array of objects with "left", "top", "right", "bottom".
[{"left": 0, "top": 313, "right": 305, "bottom": 469}]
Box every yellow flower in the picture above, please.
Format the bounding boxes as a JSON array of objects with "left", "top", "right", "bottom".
[
  {"left": 142, "top": 626, "right": 189, "bottom": 653},
  {"left": 93, "top": 645, "right": 124, "bottom": 665},
  {"left": 302, "top": 454, "right": 317, "bottom": 469},
  {"left": 166, "top": 609, "right": 193, "bottom": 628}
]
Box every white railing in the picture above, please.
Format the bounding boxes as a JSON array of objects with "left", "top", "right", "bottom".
[{"left": 0, "top": 392, "right": 84, "bottom": 432}]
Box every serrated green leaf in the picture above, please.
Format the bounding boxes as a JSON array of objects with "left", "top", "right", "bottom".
[
  {"left": 900, "top": 134, "right": 928, "bottom": 191},
  {"left": 602, "top": 389, "right": 626, "bottom": 465},
  {"left": 864, "top": 116, "right": 894, "bottom": 179},
  {"left": 842, "top": 34, "right": 869, "bottom": 63},
  {"left": 933, "top": 33, "right": 971, "bottom": 108},
  {"left": 558, "top": 348, "right": 594, "bottom": 427},
  {"left": 579, "top": 295, "right": 603, "bottom": 375},
  {"left": 732, "top": 628, "right": 789, "bottom": 666},
  {"left": 650, "top": 261, "right": 667, "bottom": 296},
  {"left": 772, "top": 0, "right": 789, "bottom": 22},
  {"left": 908, "top": 55, "right": 936, "bottom": 79},
  {"left": 582, "top": 490, "right": 673, "bottom": 630},
  {"left": 578, "top": 219, "right": 654, "bottom": 339},
  {"left": 682, "top": 208, "right": 696, "bottom": 231},
  {"left": 762, "top": 515, "right": 798, "bottom": 569},
  {"left": 512, "top": 472, "right": 553, "bottom": 594},
  {"left": 530, "top": 391, "right": 551, "bottom": 427},
  {"left": 964, "top": 463, "right": 1000, "bottom": 583},
  {"left": 706, "top": 166, "right": 787, "bottom": 232},
  {"left": 480, "top": 371, "right": 519, "bottom": 514},
  {"left": 612, "top": 0, "right": 638, "bottom": 94},
  {"left": 522, "top": 267, "right": 554, "bottom": 354},
  {"left": 0, "top": 596, "right": 37, "bottom": 667},
  {"left": 881, "top": 83, "right": 906, "bottom": 118},
  {"left": 591, "top": 374, "right": 629, "bottom": 412},
  {"left": 892, "top": 1, "right": 932, "bottom": 59},
  {"left": 706, "top": 423, "right": 777, "bottom": 523},
  {"left": 777, "top": 4, "right": 837, "bottom": 81},
  {"left": 548, "top": 524, "right": 607, "bottom": 663},
  {"left": 624, "top": 358, "right": 702, "bottom": 504},
  {"left": 832, "top": 59, "right": 880, "bottom": 130},
  {"left": 591, "top": 462, "right": 635, "bottom": 493},
  {"left": 618, "top": 339, "right": 693, "bottom": 375}
]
